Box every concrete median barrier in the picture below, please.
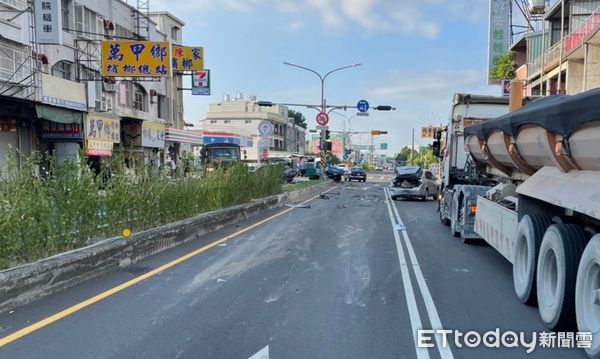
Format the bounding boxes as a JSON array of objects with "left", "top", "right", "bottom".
[{"left": 0, "top": 181, "right": 334, "bottom": 314}]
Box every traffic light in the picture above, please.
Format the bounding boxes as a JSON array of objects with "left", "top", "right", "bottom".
[
  {"left": 374, "top": 105, "right": 393, "bottom": 111},
  {"left": 371, "top": 130, "right": 388, "bottom": 136},
  {"left": 325, "top": 130, "right": 331, "bottom": 140},
  {"left": 325, "top": 141, "right": 332, "bottom": 151}
]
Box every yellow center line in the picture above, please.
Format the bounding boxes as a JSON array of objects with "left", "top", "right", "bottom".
[{"left": 0, "top": 187, "right": 335, "bottom": 347}]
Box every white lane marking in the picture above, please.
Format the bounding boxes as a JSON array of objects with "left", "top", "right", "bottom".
[
  {"left": 387, "top": 188, "right": 454, "bottom": 359},
  {"left": 383, "top": 188, "right": 430, "bottom": 359},
  {"left": 249, "top": 345, "right": 269, "bottom": 359}
]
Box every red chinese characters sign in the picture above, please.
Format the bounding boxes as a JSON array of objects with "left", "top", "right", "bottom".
[{"left": 41, "top": 121, "right": 82, "bottom": 140}]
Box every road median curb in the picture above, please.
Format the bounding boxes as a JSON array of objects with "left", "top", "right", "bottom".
[{"left": 0, "top": 180, "right": 334, "bottom": 314}]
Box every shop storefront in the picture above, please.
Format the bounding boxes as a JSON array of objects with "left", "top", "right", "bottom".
[
  {"left": 36, "top": 105, "right": 84, "bottom": 164},
  {"left": 164, "top": 128, "right": 203, "bottom": 164},
  {"left": 85, "top": 115, "right": 120, "bottom": 157},
  {"left": 0, "top": 95, "right": 36, "bottom": 171},
  {"left": 36, "top": 74, "right": 87, "bottom": 165},
  {"left": 121, "top": 119, "right": 166, "bottom": 168}
]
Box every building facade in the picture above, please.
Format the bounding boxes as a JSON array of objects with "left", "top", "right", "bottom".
[
  {"left": 0, "top": 0, "right": 190, "bottom": 170},
  {"left": 204, "top": 94, "right": 306, "bottom": 161},
  {"left": 523, "top": 0, "right": 600, "bottom": 96}
]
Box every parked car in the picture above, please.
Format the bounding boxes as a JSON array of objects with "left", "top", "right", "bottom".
[
  {"left": 375, "top": 166, "right": 383, "bottom": 171},
  {"left": 347, "top": 167, "right": 367, "bottom": 182},
  {"left": 390, "top": 166, "right": 438, "bottom": 200}
]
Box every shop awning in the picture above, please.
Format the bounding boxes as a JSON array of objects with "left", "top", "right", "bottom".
[
  {"left": 36, "top": 104, "right": 83, "bottom": 124},
  {"left": 165, "top": 128, "right": 203, "bottom": 144}
]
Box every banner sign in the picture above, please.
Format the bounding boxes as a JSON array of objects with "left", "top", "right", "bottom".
[
  {"left": 41, "top": 121, "right": 82, "bottom": 140},
  {"left": 34, "top": 0, "right": 62, "bottom": 45},
  {"left": 141, "top": 122, "right": 165, "bottom": 148},
  {"left": 172, "top": 46, "right": 204, "bottom": 71},
  {"left": 86, "top": 115, "right": 120, "bottom": 143},
  {"left": 309, "top": 133, "right": 343, "bottom": 156},
  {"left": 102, "top": 41, "right": 171, "bottom": 77},
  {"left": 192, "top": 70, "right": 210, "bottom": 95},
  {"left": 488, "top": 0, "right": 510, "bottom": 84},
  {"left": 86, "top": 140, "right": 113, "bottom": 157}
]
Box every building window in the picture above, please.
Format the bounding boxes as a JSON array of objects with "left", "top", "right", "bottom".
[
  {"left": 224, "top": 120, "right": 231, "bottom": 124},
  {"left": 51, "top": 60, "right": 72, "bottom": 80},
  {"left": 81, "top": 67, "right": 101, "bottom": 103},
  {"left": 0, "top": 42, "right": 26, "bottom": 82},
  {"left": 245, "top": 120, "right": 252, "bottom": 124},
  {"left": 132, "top": 84, "right": 147, "bottom": 111},
  {"left": 158, "top": 95, "right": 167, "bottom": 119},
  {"left": 171, "top": 26, "right": 179, "bottom": 41},
  {"left": 210, "top": 120, "right": 217, "bottom": 124},
  {"left": 115, "top": 24, "right": 133, "bottom": 39},
  {"left": 61, "top": 0, "right": 71, "bottom": 30}
]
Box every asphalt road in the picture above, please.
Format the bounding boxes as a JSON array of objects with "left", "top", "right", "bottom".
[{"left": 0, "top": 172, "right": 588, "bottom": 358}]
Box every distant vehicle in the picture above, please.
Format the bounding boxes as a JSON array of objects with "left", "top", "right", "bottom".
[
  {"left": 390, "top": 166, "right": 437, "bottom": 201},
  {"left": 347, "top": 167, "right": 367, "bottom": 182},
  {"left": 325, "top": 165, "right": 344, "bottom": 182},
  {"left": 303, "top": 161, "right": 323, "bottom": 180},
  {"left": 200, "top": 143, "right": 241, "bottom": 168},
  {"left": 375, "top": 166, "right": 383, "bottom": 171}
]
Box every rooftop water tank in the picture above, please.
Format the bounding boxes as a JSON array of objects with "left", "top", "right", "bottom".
[{"left": 530, "top": 0, "right": 546, "bottom": 14}]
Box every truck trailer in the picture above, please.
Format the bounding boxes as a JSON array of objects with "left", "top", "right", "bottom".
[{"left": 436, "top": 89, "right": 600, "bottom": 358}]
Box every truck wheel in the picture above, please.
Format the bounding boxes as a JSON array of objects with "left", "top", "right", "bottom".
[
  {"left": 576, "top": 234, "right": 600, "bottom": 358},
  {"left": 451, "top": 196, "right": 462, "bottom": 238},
  {"left": 439, "top": 208, "right": 450, "bottom": 226},
  {"left": 513, "top": 215, "right": 551, "bottom": 305},
  {"left": 537, "top": 223, "right": 587, "bottom": 330}
]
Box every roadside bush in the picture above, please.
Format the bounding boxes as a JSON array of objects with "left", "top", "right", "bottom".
[{"left": 0, "top": 154, "right": 283, "bottom": 269}]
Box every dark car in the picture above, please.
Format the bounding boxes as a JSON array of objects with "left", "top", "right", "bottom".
[
  {"left": 324, "top": 165, "right": 344, "bottom": 182},
  {"left": 347, "top": 167, "right": 367, "bottom": 182}
]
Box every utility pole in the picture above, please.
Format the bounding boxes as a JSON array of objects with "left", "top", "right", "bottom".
[
  {"left": 411, "top": 128, "right": 415, "bottom": 166},
  {"left": 282, "top": 62, "right": 361, "bottom": 173}
]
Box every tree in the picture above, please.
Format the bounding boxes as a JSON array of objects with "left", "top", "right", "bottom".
[
  {"left": 288, "top": 109, "right": 307, "bottom": 129},
  {"left": 395, "top": 145, "right": 438, "bottom": 167},
  {"left": 326, "top": 152, "right": 340, "bottom": 165},
  {"left": 395, "top": 146, "right": 418, "bottom": 163},
  {"left": 490, "top": 51, "right": 516, "bottom": 80}
]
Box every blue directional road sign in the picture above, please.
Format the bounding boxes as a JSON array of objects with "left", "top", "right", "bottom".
[{"left": 357, "top": 99, "right": 369, "bottom": 113}]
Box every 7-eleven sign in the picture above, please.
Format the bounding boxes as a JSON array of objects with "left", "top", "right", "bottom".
[{"left": 192, "top": 70, "right": 210, "bottom": 95}]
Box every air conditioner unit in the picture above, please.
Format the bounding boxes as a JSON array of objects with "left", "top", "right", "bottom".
[
  {"left": 95, "top": 99, "right": 107, "bottom": 112},
  {"left": 106, "top": 97, "right": 113, "bottom": 111}
]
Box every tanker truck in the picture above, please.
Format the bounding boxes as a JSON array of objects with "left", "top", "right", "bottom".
[{"left": 436, "top": 88, "right": 600, "bottom": 358}]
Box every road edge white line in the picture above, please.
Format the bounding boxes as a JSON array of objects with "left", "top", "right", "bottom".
[
  {"left": 387, "top": 188, "right": 454, "bottom": 359},
  {"left": 249, "top": 345, "right": 269, "bottom": 359},
  {"left": 383, "top": 188, "right": 431, "bottom": 359}
]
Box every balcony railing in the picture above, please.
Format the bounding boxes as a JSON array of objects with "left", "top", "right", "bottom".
[
  {"left": 565, "top": 6, "right": 600, "bottom": 53},
  {"left": 528, "top": 5, "right": 600, "bottom": 77}
]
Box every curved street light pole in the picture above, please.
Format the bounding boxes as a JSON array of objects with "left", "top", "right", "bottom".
[{"left": 283, "top": 62, "right": 361, "bottom": 113}]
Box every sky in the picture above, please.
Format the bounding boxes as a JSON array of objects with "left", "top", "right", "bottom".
[{"left": 151, "top": 0, "right": 504, "bottom": 155}]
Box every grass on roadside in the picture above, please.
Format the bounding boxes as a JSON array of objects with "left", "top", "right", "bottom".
[
  {"left": 0, "top": 154, "right": 284, "bottom": 270},
  {"left": 282, "top": 179, "right": 325, "bottom": 192}
]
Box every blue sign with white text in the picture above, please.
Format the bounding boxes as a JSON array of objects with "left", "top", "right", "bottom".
[{"left": 357, "top": 100, "right": 369, "bottom": 113}]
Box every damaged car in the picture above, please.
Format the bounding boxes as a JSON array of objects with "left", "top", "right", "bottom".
[{"left": 389, "top": 166, "right": 438, "bottom": 201}]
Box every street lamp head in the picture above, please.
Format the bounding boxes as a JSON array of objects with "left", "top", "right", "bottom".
[{"left": 352, "top": 63, "right": 362, "bottom": 67}]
